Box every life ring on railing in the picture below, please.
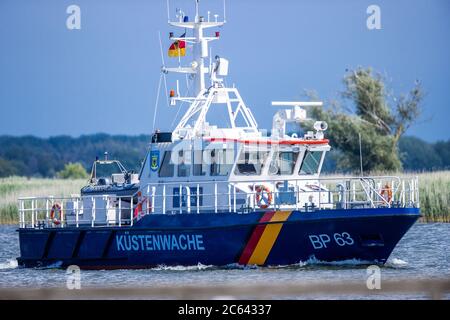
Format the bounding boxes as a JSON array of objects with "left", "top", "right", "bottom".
[
  {"left": 50, "top": 203, "right": 62, "bottom": 225},
  {"left": 380, "top": 184, "right": 393, "bottom": 204},
  {"left": 255, "top": 185, "right": 273, "bottom": 209},
  {"left": 134, "top": 192, "right": 152, "bottom": 218}
]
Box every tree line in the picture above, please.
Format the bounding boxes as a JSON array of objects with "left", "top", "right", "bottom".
[
  {"left": 0, "top": 133, "right": 448, "bottom": 178},
  {"left": 0, "top": 134, "right": 149, "bottom": 178}
]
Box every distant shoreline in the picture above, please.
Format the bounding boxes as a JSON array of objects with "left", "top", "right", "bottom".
[{"left": 1, "top": 134, "right": 450, "bottom": 179}]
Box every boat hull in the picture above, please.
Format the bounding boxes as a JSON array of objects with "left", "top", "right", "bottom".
[{"left": 16, "top": 208, "right": 420, "bottom": 269}]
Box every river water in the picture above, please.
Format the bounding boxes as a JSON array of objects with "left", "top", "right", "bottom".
[{"left": 0, "top": 223, "right": 448, "bottom": 299}]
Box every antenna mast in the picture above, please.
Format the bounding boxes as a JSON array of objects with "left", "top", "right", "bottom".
[
  {"left": 164, "top": 0, "right": 225, "bottom": 96},
  {"left": 359, "top": 132, "right": 364, "bottom": 176},
  {"left": 163, "top": 0, "right": 259, "bottom": 139}
]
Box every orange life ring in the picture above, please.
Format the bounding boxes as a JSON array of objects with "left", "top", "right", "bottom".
[
  {"left": 134, "top": 192, "right": 152, "bottom": 218},
  {"left": 50, "top": 203, "right": 62, "bottom": 225},
  {"left": 380, "top": 184, "right": 392, "bottom": 204},
  {"left": 255, "top": 185, "right": 273, "bottom": 209}
]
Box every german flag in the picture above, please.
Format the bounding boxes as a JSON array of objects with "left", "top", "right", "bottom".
[{"left": 168, "top": 33, "right": 186, "bottom": 57}]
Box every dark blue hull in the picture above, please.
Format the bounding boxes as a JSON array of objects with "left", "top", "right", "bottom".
[{"left": 17, "top": 208, "right": 420, "bottom": 269}]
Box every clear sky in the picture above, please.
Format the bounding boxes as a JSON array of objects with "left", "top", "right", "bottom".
[{"left": 0, "top": 0, "right": 449, "bottom": 142}]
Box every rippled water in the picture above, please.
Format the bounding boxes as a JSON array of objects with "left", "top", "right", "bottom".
[{"left": 0, "top": 223, "right": 449, "bottom": 299}]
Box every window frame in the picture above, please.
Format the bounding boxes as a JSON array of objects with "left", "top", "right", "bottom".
[
  {"left": 158, "top": 151, "right": 175, "bottom": 177},
  {"left": 268, "top": 150, "right": 300, "bottom": 176},
  {"left": 210, "top": 148, "right": 233, "bottom": 177},
  {"left": 298, "top": 150, "right": 324, "bottom": 175},
  {"left": 234, "top": 148, "right": 270, "bottom": 176}
]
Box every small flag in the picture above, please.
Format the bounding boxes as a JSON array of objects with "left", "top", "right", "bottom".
[{"left": 168, "top": 33, "right": 186, "bottom": 57}]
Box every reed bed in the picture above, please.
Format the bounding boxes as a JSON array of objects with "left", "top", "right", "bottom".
[
  {"left": 0, "top": 177, "right": 85, "bottom": 224},
  {"left": 0, "top": 172, "right": 448, "bottom": 224},
  {"left": 415, "top": 171, "right": 450, "bottom": 222}
]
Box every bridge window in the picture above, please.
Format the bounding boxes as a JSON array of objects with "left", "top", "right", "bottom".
[
  {"left": 269, "top": 151, "right": 299, "bottom": 175},
  {"left": 235, "top": 150, "right": 269, "bottom": 176},
  {"left": 193, "top": 150, "right": 207, "bottom": 176},
  {"left": 158, "top": 151, "right": 174, "bottom": 177},
  {"left": 177, "top": 150, "right": 190, "bottom": 177},
  {"left": 299, "top": 151, "right": 322, "bottom": 175},
  {"left": 177, "top": 163, "right": 190, "bottom": 177},
  {"left": 210, "top": 149, "right": 233, "bottom": 176}
]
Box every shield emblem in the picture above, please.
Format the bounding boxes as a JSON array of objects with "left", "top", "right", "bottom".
[{"left": 150, "top": 150, "right": 159, "bottom": 172}]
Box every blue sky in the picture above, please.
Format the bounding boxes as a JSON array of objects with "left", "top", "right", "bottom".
[{"left": 0, "top": 0, "right": 449, "bottom": 142}]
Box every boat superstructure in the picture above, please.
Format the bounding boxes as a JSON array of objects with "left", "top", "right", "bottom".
[{"left": 16, "top": 1, "right": 420, "bottom": 269}]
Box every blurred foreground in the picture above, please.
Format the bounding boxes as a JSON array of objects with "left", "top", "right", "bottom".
[{"left": 0, "top": 279, "right": 449, "bottom": 300}]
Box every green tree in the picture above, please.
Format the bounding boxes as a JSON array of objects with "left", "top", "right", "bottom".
[
  {"left": 57, "top": 162, "right": 89, "bottom": 179},
  {"left": 399, "top": 136, "right": 442, "bottom": 171},
  {"left": 304, "top": 67, "right": 424, "bottom": 172},
  {"left": 0, "top": 158, "right": 18, "bottom": 177}
]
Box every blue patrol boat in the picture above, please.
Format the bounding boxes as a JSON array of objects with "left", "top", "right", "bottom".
[{"left": 16, "top": 1, "right": 420, "bottom": 269}]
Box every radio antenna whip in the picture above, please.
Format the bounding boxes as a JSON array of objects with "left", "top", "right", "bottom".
[
  {"left": 166, "top": 0, "right": 170, "bottom": 22},
  {"left": 359, "top": 132, "right": 364, "bottom": 176},
  {"left": 152, "top": 73, "right": 163, "bottom": 132},
  {"left": 158, "top": 31, "right": 170, "bottom": 109}
]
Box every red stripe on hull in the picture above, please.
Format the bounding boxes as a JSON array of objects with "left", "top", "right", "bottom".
[{"left": 238, "top": 211, "right": 275, "bottom": 265}]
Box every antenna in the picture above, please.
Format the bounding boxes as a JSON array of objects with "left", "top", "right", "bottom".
[
  {"left": 223, "top": 0, "right": 227, "bottom": 22},
  {"left": 158, "top": 31, "right": 170, "bottom": 109},
  {"left": 158, "top": 31, "right": 166, "bottom": 68},
  {"left": 359, "top": 132, "right": 364, "bottom": 176},
  {"left": 195, "top": 0, "right": 199, "bottom": 22},
  {"left": 209, "top": 47, "right": 212, "bottom": 76},
  {"left": 166, "top": 0, "right": 170, "bottom": 22},
  {"left": 152, "top": 73, "right": 163, "bottom": 132}
]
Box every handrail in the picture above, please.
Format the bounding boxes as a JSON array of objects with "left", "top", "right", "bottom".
[
  {"left": 129, "top": 175, "right": 418, "bottom": 221},
  {"left": 18, "top": 175, "right": 419, "bottom": 229}
]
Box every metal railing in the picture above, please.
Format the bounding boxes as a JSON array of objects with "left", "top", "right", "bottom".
[
  {"left": 18, "top": 195, "right": 136, "bottom": 229},
  {"left": 18, "top": 175, "right": 419, "bottom": 229}
]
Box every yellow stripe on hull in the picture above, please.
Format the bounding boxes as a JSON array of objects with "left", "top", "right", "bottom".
[{"left": 247, "top": 211, "right": 292, "bottom": 265}]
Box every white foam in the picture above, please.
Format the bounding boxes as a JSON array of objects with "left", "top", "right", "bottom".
[
  {"left": 386, "top": 258, "right": 409, "bottom": 267},
  {"left": 240, "top": 257, "right": 375, "bottom": 270},
  {"left": 39, "top": 261, "right": 63, "bottom": 269},
  {"left": 152, "top": 262, "right": 213, "bottom": 271},
  {"left": 225, "top": 263, "right": 259, "bottom": 270},
  {"left": 0, "top": 259, "right": 18, "bottom": 270},
  {"left": 295, "top": 256, "right": 374, "bottom": 267}
]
